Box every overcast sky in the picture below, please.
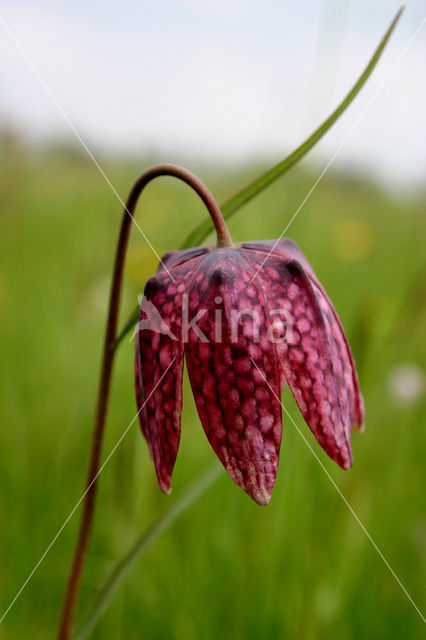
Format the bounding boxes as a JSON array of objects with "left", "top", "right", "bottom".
[{"left": 0, "top": 1, "right": 425, "bottom": 189}]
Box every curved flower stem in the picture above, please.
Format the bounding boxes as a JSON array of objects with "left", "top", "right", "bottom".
[
  {"left": 57, "top": 165, "right": 228, "bottom": 640},
  {"left": 72, "top": 463, "right": 222, "bottom": 640}
]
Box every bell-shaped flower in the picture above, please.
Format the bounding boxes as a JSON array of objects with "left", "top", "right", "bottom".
[{"left": 135, "top": 181, "right": 364, "bottom": 505}]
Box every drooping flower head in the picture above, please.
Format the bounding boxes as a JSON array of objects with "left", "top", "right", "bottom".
[{"left": 135, "top": 174, "right": 364, "bottom": 505}]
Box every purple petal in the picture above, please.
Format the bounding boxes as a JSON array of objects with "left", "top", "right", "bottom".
[
  {"left": 184, "top": 249, "right": 283, "bottom": 505},
  {"left": 243, "top": 248, "right": 353, "bottom": 469},
  {"left": 244, "top": 239, "right": 365, "bottom": 430},
  {"left": 157, "top": 246, "right": 209, "bottom": 272},
  {"left": 135, "top": 256, "right": 202, "bottom": 492}
]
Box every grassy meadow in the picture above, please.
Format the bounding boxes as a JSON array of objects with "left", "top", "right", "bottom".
[{"left": 0, "top": 139, "right": 425, "bottom": 639}]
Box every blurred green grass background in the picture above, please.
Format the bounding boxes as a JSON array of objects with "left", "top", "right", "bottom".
[{"left": 0, "top": 137, "right": 425, "bottom": 639}]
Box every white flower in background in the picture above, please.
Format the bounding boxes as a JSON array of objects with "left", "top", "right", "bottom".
[{"left": 388, "top": 364, "right": 425, "bottom": 407}]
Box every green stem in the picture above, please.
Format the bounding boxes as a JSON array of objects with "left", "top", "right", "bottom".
[{"left": 72, "top": 464, "right": 222, "bottom": 640}]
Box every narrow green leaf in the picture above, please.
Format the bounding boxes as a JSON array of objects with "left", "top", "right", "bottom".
[
  {"left": 181, "top": 6, "right": 404, "bottom": 249},
  {"left": 114, "top": 306, "right": 140, "bottom": 349}
]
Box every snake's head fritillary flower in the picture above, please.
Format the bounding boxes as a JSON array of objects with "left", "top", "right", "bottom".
[
  {"left": 135, "top": 232, "right": 364, "bottom": 505},
  {"left": 133, "top": 170, "right": 364, "bottom": 505}
]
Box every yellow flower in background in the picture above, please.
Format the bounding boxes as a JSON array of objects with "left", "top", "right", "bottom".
[{"left": 332, "top": 218, "right": 373, "bottom": 262}]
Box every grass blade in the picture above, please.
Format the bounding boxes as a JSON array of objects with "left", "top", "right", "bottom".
[{"left": 181, "top": 6, "right": 404, "bottom": 249}]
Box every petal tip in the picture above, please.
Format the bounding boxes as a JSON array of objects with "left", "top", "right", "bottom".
[
  {"left": 339, "top": 449, "right": 353, "bottom": 470},
  {"left": 158, "top": 477, "right": 172, "bottom": 494},
  {"left": 251, "top": 486, "right": 272, "bottom": 506}
]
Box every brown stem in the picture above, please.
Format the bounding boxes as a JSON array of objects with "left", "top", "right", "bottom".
[{"left": 57, "top": 164, "right": 228, "bottom": 639}]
